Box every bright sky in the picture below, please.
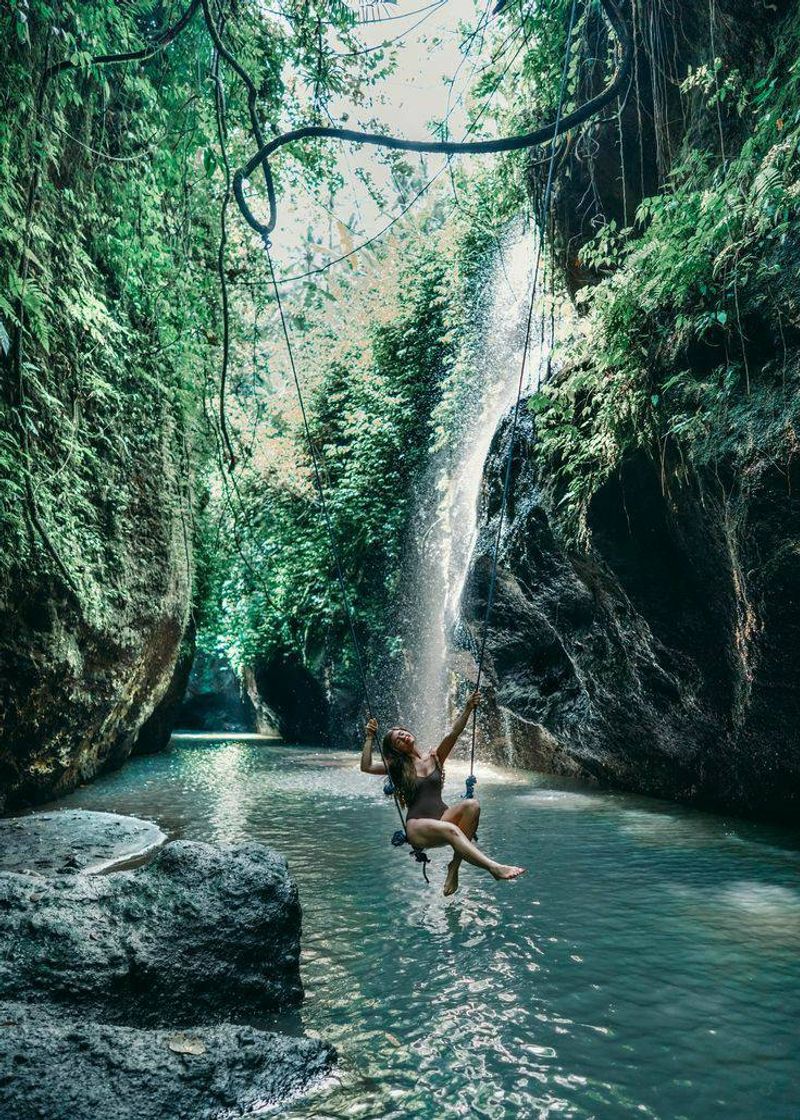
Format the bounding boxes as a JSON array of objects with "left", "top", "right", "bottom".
[
  {"left": 352, "top": 0, "right": 481, "bottom": 133},
  {"left": 266, "top": 0, "right": 493, "bottom": 268}
]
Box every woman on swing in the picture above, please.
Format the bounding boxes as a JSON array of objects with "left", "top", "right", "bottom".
[{"left": 360, "top": 691, "right": 526, "bottom": 895}]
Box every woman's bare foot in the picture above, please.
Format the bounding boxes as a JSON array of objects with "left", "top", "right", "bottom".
[
  {"left": 443, "top": 860, "right": 460, "bottom": 896},
  {"left": 491, "top": 863, "right": 526, "bottom": 882}
]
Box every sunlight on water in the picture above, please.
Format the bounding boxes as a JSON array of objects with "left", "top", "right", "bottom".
[
  {"left": 47, "top": 738, "right": 800, "bottom": 1120},
  {"left": 720, "top": 881, "right": 800, "bottom": 917},
  {"left": 519, "top": 789, "right": 611, "bottom": 811}
]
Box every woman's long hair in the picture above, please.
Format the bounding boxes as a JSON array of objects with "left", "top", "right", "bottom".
[
  {"left": 382, "top": 730, "right": 419, "bottom": 808},
  {"left": 382, "top": 729, "right": 443, "bottom": 808}
]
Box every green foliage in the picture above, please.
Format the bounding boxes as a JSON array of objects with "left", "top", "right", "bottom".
[
  {"left": 465, "top": 0, "right": 603, "bottom": 223},
  {"left": 200, "top": 188, "right": 499, "bottom": 689},
  {"left": 193, "top": 0, "right": 585, "bottom": 691},
  {"left": 0, "top": 0, "right": 378, "bottom": 622},
  {"left": 528, "top": 6, "right": 800, "bottom": 536}
]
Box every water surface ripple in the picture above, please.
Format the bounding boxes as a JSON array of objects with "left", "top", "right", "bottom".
[{"left": 47, "top": 739, "right": 800, "bottom": 1120}]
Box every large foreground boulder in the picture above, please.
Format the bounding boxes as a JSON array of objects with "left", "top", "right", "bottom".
[
  {"left": 0, "top": 839, "right": 304, "bottom": 1022},
  {"left": 0, "top": 1003, "right": 333, "bottom": 1120}
]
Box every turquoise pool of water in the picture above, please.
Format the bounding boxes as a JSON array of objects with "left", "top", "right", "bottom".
[{"left": 48, "top": 736, "right": 800, "bottom": 1119}]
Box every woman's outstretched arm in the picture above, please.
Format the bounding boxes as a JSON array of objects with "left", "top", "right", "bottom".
[
  {"left": 360, "top": 717, "right": 387, "bottom": 774},
  {"left": 436, "top": 691, "right": 480, "bottom": 764}
]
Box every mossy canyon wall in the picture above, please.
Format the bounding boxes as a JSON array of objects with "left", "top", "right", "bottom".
[
  {"left": 0, "top": 5, "right": 211, "bottom": 809},
  {"left": 462, "top": 0, "right": 800, "bottom": 820}
]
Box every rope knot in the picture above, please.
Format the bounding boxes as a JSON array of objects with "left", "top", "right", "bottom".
[
  {"left": 464, "top": 774, "right": 478, "bottom": 799},
  {"left": 383, "top": 776, "right": 396, "bottom": 797},
  {"left": 260, "top": 231, "right": 272, "bottom": 251},
  {"left": 390, "top": 830, "right": 430, "bottom": 882},
  {"left": 411, "top": 847, "right": 431, "bottom": 883}
]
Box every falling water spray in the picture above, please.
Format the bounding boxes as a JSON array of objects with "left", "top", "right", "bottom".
[{"left": 400, "top": 220, "right": 548, "bottom": 748}]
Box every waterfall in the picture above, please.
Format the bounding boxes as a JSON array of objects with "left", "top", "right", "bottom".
[{"left": 401, "top": 221, "right": 545, "bottom": 746}]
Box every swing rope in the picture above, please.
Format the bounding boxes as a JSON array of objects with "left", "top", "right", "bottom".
[
  {"left": 260, "top": 236, "right": 430, "bottom": 880},
  {"left": 465, "top": 0, "right": 579, "bottom": 797},
  {"left": 237, "top": 0, "right": 614, "bottom": 870}
]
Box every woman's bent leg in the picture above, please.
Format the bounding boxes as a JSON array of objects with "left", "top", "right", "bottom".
[
  {"left": 441, "top": 801, "right": 480, "bottom": 896},
  {"left": 405, "top": 818, "right": 525, "bottom": 884}
]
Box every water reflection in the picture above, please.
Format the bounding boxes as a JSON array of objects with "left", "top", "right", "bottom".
[{"left": 46, "top": 738, "right": 800, "bottom": 1120}]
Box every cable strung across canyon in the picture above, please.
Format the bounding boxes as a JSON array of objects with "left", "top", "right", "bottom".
[{"left": 259, "top": 0, "right": 521, "bottom": 286}]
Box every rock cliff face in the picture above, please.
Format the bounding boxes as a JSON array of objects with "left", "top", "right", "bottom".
[
  {"left": 178, "top": 648, "right": 258, "bottom": 734},
  {"left": 461, "top": 406, "right": 800, "bottom": 821},
  {"left": 456, "top": 0, "right": 800, "bottom": 821},
  {"left": 0, "top": 7, "right": 213, "bottom": 811},
  {"left": 0, "top": 428, "right": 193, "bottom": 811},
  {"left": 134, "top": 621, "right": 196, "bottom": 755},
  {"left": 247, "top": 651, "right": 335, "bottom": 744}
]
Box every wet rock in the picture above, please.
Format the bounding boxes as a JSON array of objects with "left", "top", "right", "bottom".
[
  {"left": 0, "top": 840, "right": 304, "bottom": 1022},
  {"left": 243, "top": 666, "right": 281, "bottom": 736},
  {"left": 0, "top": 1002, "right": 334, "bottom": 1120},
  {"left": 0, "top": 809, "right": 165, "bottom": 875},
  {"left": 135, "top": 621, "right": 196, "bottom": 754},
  {"left": 460, "top": 406, "right": 800, "bottom": 821},
  {"left": 247, "top": 651, "right": 330, "bottom": 743}
]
